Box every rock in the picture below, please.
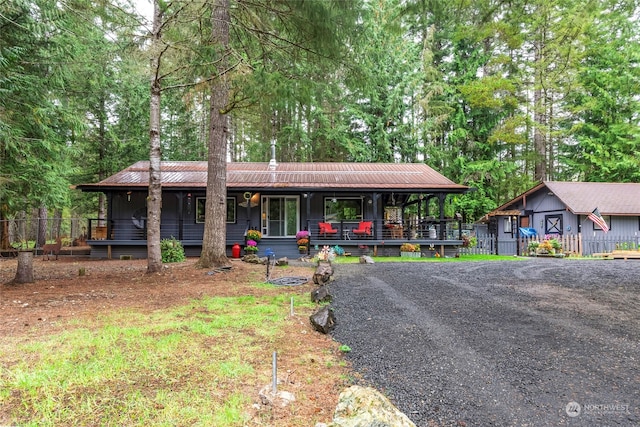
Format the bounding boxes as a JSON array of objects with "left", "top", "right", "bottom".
[
  {"left": 258, "top": 383, "right": 295, "bottom": 408},
  {"left": 242, "top": 254, "right": 261, "bottom": 264},
  {"left": 331, "top": 385, "right": 416, "bottom": 427},
  {"left": 359, "top": 255, "right": 375, "bottom": 264},
  {"left": 309, "top": 306, "right": 336, "bottom": 334},
  {"left": 276, "top": 257, "right": 288, "bottom": 266},
  {"left": 313, "top": 262, "right": 333, "bottom": 285},
  {"left": 311, "top": 285, "right": 332, "bottom": 303}
]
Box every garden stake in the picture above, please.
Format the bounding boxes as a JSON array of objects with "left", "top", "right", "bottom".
[
  {"left": 290, "top": 297, "right": 294, "bottom": 317},
  {"left": 272, "top": 351, "right": 277, "bottom": 394}
]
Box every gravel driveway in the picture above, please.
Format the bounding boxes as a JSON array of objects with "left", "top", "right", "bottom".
[{"left": 329, "top": 258, "right": 639, "bottom": 427}]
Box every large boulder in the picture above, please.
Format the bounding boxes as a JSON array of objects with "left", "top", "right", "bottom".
[
  {"left": 313, "top": 261, "right": 333, "bottom": 285},
  {"left": 311, "top": 285, "right": 332, "bottom": 303},
  {"left": 309, "top": 305, "right": 336, "bottom": 334},
  {"left": 330, "top": 385, "right": 416, "bottom": 427}
]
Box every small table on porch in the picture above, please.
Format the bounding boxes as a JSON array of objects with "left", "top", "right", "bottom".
[{"left": 343, "top": 229, "right": 351, "bottom": 240}]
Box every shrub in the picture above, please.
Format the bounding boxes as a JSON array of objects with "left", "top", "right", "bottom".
[
  {"left": 462, "top": 235, "right": 477, "bottom": 248},
  {"left": 400, "top": 243, "right": 420, "bottom": 252},
  {"left": 161, "top": 237, "right": 186, "bottom": 263}
]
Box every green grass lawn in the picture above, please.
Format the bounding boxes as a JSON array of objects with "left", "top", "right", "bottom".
[
  {"left": 0, "top": 290, "right": 343, "bottom": 427},
  {"left": 332, "top": 253, "right": 522, "bottom": 263}
]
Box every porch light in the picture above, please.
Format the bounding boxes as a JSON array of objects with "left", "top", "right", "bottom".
[
  {"left": 239, "top": 192, "right": 259, "bottom": 208},
  {"left": 126, "top": 191, "right": 132, "bottom": 202}
]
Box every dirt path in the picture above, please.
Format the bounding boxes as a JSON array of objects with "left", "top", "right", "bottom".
[{"left": 329, "top": 258, "right": 640, "bottom": 427}]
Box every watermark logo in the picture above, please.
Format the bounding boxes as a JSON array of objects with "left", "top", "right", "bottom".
[
  {"left": 566, "top": 401, "right": 581, "bottom": 417},
  {"left": 566, "top": 401, "right": 631, "bottom": 418}
]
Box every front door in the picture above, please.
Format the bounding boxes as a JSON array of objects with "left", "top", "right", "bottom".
[{"left": 261, "top": 196, "right": 299, "bottom": 237}]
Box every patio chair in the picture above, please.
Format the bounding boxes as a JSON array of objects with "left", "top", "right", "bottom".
[
  {"left": 318, "top": 222, "right": 338, "bottom": 238},
  {"left": 352, "top": 221, "right": 373, "bottom": 237}
]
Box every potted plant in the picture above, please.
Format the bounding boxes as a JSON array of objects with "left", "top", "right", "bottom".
[
  {"left": 296, "top": 230, "right": 310, "bottom": 254},
  {"left": 400, "top": 243, "right": 421, "bottom": 258},
  {"left": 244, "top": 239, "right": 259, "bottom": 254},
  {"left": 246, "top": 229, "right": 262, "bottom": 242},
  {"left": 538, "top": 239, "right": 552, "bottom": 254}
]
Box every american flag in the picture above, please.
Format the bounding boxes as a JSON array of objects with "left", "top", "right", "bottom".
[{"left": 588, "top": 208, "right": 609, "bottom": 233}]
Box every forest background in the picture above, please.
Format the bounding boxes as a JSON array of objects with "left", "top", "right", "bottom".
[{"left": 2, "top": 0, "right": 639, "bottom": 226}]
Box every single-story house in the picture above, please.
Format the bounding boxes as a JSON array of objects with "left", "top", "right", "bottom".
[
  {"left": 479, "top": 181, "right": 640, "bottom": 256},
  {"left": 76, "top": 160, "right": 469, "bottom": 259}
]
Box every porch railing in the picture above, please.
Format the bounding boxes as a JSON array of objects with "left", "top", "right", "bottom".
[
  {"left": 301, "top": 218, "right": 466, "bottom": 242},
  {"left": 82, "top": 217, "right": 467, "bottom": 246},
  {"left": 0, "top": 217, "right": 88, "bottom": 253}
]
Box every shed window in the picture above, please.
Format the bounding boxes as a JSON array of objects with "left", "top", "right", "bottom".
[
  {"left": 504, "top": 217, "right": 512, "bottom": 233},
  {"left": 592, "top": 214, "right": 611, "bottom": 231}
]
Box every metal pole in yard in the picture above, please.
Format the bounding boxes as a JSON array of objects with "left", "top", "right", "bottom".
[
  {"left": 272, "top": 351, "right": 277, "bottom": 394},
  {"left": 290, "top": 297, "right": 294, "bottom": 317}
]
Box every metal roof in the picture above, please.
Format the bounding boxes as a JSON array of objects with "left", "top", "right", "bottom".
[
  {"left": 490, "top": 181, "right": 640, "bottom": 216},
  {"left": 76, "top": 161, "right": 468, "bottom": 192},
  {"left": 545, "top": 181, "right": 640, "bottom": 215}
]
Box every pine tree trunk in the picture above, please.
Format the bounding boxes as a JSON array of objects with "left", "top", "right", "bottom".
[
  {"left": 13, "top": 250, "right": 34, "bottom": 284},
  {"left": 197, "top": 0, "right": 231, "bottom": 269},
  {"left": 146, "top": 0, "right": 164, "bottom": 274}
]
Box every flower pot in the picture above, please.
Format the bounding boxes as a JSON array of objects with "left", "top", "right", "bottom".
[{"left": 401, "top": 251, "right": 421, "bottom": 258}]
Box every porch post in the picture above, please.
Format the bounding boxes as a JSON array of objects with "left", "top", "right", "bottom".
[
  {"left": 438, "top": 193, "right": 446, "bottom": 240},
  {"left": 372, "top": 192, "right": 379, "bottom": 239},
  {"left": 305, "top": 192, "right": 313, "bottom": 231},
  {"left": 107, "top": 192, "right": 113, "bottom": 259},
  {"left": 177, "top": 192, "right": 184, "bottom": 240},
  {"left": 107, "top": 193, "right": 113, "bottom": 240}
]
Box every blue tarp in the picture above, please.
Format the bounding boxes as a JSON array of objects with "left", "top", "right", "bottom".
[{"left": 519, "top": 227, "right": 538, "bottom": 237}]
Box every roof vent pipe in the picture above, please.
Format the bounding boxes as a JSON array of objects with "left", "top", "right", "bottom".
[{"left": 268, "top": 140, "right": 278, "bottom": 170}]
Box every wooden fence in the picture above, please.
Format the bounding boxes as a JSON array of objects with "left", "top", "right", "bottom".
[
  {"left": 461, "top": 233, "right": 640, "bottom": 256},
  {"left": 519, "top": 234, "right": 583, "bottom": 256}
]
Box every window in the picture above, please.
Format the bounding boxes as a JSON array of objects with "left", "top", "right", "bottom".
[
  {"left": 503, "top": 217, "right": 512, "bottom": 233},
  {"left": 196, "top": 197, "right": 236, "bottom": 223},
  {"left": 261, "top": 196, "right": 299, "bottom": 237},
  {"left": 592, "top": 215, "right": 611, "bottom": 231},
  {"left": 324, "top": 197, "right": 363, "bottom": 221}
]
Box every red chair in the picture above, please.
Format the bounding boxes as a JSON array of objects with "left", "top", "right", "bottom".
[
  {"left": 318, "top": 222, "right": 338, "bottom": 238},
  {"left": 352, "top": 221, "right": 373, "bottom": 237}
]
